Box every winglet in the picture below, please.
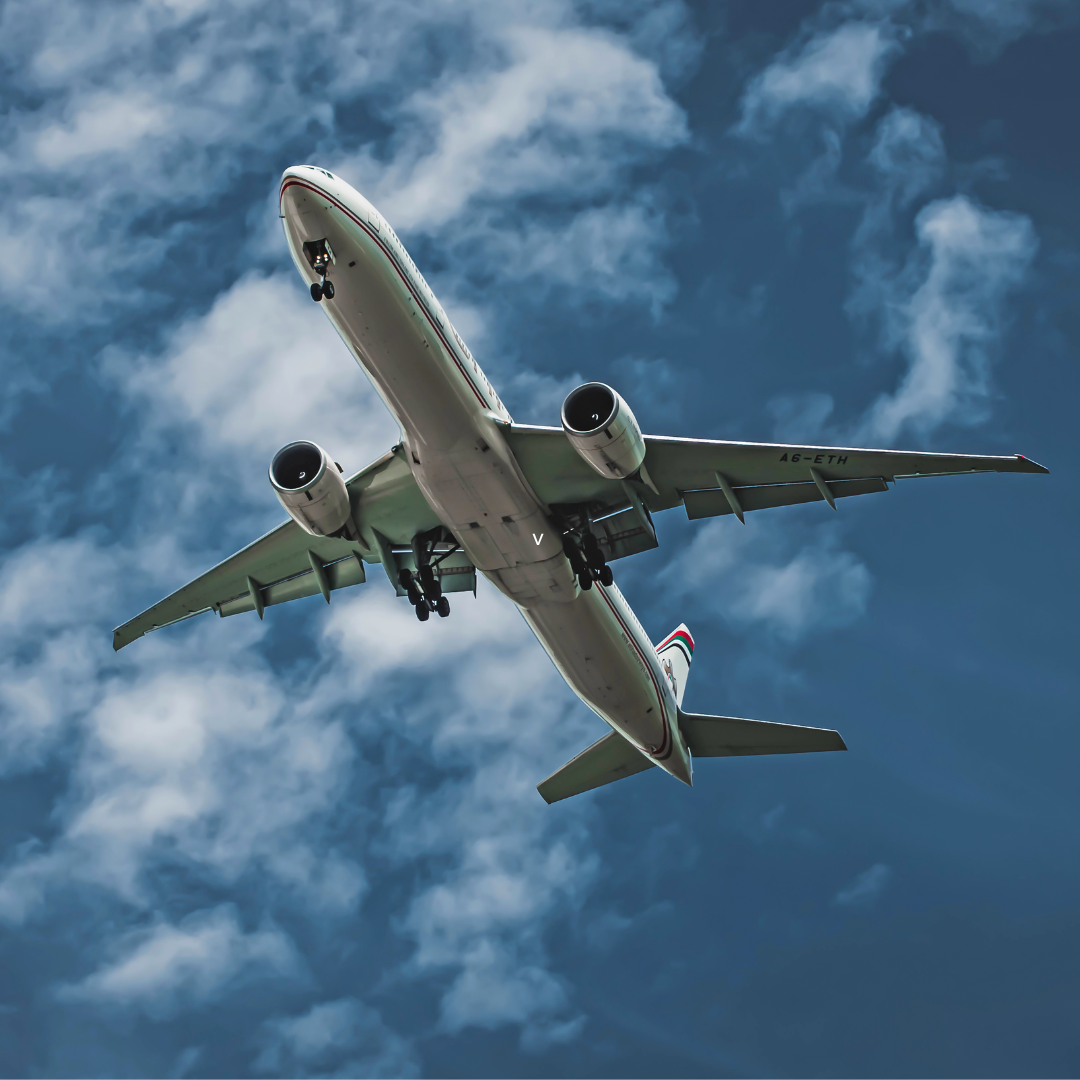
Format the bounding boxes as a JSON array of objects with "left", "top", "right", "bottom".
[{"left": 1014, "top": 455, "right": 1049, "bottom": 474}]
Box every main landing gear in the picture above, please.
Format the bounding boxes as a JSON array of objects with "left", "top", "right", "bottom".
[
  {"left": 401, "top": 529, "right": 459, "bottom": 622},
  {"left": 400, "top": 568, "right": 449, "bottom": 622},
  {"left": 564, "top": 530, "right": 613, "bottom": 592}
]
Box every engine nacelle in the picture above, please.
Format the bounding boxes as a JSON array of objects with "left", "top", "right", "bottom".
[
  {"left": 270, "top": 441, "right": 353, "bottom": 537},
  {"left": 561, "top": 382, "right": 646, "bottom": 480}
]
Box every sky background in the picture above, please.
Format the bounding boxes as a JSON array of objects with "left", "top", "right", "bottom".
[{"left": 0, "top": 0, "right": 1077, "bottom": 1076}]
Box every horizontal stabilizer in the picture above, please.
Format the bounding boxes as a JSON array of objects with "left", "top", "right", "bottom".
[
  {"left": 679, "top": 710, "right": 847, "bottom": 757},
  {"left": 537, "top": 730, "right": 654, "bottom": 804}
]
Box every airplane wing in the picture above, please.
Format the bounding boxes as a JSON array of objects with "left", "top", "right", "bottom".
[
  {"left": 113, "top": 445, "right": 474, "bottom": 651},
  {"left": 504, "top": 423, "right": 1048, "bottom": 528}
]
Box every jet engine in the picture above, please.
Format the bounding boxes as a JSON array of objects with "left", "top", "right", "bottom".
[
  {"left": 270, "top": 440, "right": 353, "bottom": 537},
  {"left": 560, "top": 382, "right": 645, "bottom": 480}
]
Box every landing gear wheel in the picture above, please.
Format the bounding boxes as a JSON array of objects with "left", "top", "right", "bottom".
[
  {"left": 310, "top": 282, "right": 323, "bottom": 302},
  {"left": 577, "top": 569, "right": 593, "bottom": 591},
  {"left": 322, "top": 280, "right": 335, "bottom": 300},
  {"left": 582, "top": 532, "right": 604, "bottom": 567},
  {"left": 436, "top": 595, "right": 450, "bottom": 618},
  {"left": 598, "top": 564, "right": 613, "bottom": 587},
  {"left": 415, "top": 602, "right": 430, "bottom": 622}
]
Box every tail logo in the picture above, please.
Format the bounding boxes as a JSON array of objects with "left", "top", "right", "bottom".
[{"left": 662, "top": 656, "right": 678, "bottom": 698}]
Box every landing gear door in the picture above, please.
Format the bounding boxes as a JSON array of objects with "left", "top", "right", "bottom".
[{"left": 301, "top": 238, "right": 335, "bottom": 271}]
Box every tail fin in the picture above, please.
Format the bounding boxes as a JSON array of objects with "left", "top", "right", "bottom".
[{"left": 656, "top": 624, "right": 694, "bottom": 707}]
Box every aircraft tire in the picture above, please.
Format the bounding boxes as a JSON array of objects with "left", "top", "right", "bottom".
[
  {"left": 310, "top": 282, "right": 323, "bottom": 302},
  {"left": 577, "top": 569, "right": 593, "bottom": 591},
  {"left": 598, "top": 565, "right": 613, "bottom": 587},
  {"left": 436, "top": 596, "right": 450, "bottom": 618},
  {"left": 415, "top": 602, "right": 430, "bottom": 622},
  {"left": 323, "top": 280, "right": 335, "bottom": 299}
]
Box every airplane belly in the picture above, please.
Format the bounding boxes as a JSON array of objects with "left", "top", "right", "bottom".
[
  {"left": 520, "top": 584, "right": 688, "bottom": 776},
  {"left": 414, "top": 443, "right": 578, "bottom": 604}
]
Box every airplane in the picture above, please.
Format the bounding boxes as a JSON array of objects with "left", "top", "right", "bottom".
[{"left": 113, "top": 165, "right": 1049, "bottom": 804}]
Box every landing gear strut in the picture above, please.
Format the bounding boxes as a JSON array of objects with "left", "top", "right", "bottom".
[
  {"left": 402, "top": 528, "right": 459, "bottom": 622},
  {"left": 564, "top": 529, "right": 613, "bottom": 591}
]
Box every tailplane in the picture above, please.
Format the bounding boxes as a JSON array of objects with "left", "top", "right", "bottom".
[
  {"left": 536, "top": 710, "right": 846, "bottom": 804},
  {"left": 537, "top": 730, "right": 653, "bottom": 804},
  {"left": 656, "top": 623, "right": 694, "bottom": 707},
  {"left": 678, "top": 710, "right": 847, "bottom": 757}
]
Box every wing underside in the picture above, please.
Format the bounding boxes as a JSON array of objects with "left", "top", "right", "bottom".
[
  {"left": 117, "top": 425, "right": 1047, "bottom": 651},
  {"left": 113, "top": 445, "right": 472, "bottom": 650},
  {"left": 504, "top": 424, "right": 1047, "bottom": 533}
]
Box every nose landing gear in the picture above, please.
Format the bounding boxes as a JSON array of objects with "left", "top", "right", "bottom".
[{"left": 302, "top": 239, "right": 336, "bottom": 302}]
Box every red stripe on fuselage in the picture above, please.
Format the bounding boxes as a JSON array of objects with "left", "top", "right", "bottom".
[{"left": 279, "top": 178, "right": 491, "bottom": 410}]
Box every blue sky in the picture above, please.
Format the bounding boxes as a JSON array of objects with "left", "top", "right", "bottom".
[{"left": 0, "top": 0, "right": 1077, "bottom": 1076}]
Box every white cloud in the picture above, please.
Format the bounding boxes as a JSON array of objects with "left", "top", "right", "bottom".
[
  {"left": 320, "top": 582, "right": 599, "bottom": 1047},
  {"left": 354, "top": 24, "right": 687, "bottom": 233},
  {"left": 769, "top": 108, "right": 1036, "bottom": 449},
  {"left": 738, "top": 22, "right": 902, "bottom": 135},
  {"left": 916, "top": 0, "right": 1080, "bottom": 58},
  {"left": 58, "top": 904, "right": 300, "bottom": 1018},
  {"left": 666, "top": 520, "right": 873, "bottom": 642},
  {"left": 32, "top": 90, "right": 169, "bottom": 168},
  {"left": 0, "top": 0, "right": 690, "bottom": 326},
  {"left": 438, "top": 940, "right": 585, "bottom": 1051},
  {"left": 0, "top": 635, "right": 366, "bottom": 920},
  {"left": 256, "top": 998, "right": 420, "bottom": 1079},
  {"left": 857, "top": 195, "right": 1037, "bottom": 442},
  {"left": 115, "top": 273, "right": 398, "bottom": 492},
  {"left": 473, "top": 196, "right": 679, "bottom": 315},
  {"left": 866, "top": 107, "right": 946, "bottom": 207},
  {"left": 833, "top": 862, "right": 892, "bottom": 906}
]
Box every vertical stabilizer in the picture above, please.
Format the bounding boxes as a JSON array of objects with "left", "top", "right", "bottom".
[{"left": 656, "top": 623, "right": 694, "bottom": 707}]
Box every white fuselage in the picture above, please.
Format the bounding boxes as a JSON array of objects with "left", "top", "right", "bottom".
[{"left": 279, "top": 166, "right": 690, "bottom": 784}]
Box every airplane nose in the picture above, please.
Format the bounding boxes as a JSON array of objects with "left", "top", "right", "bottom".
[{"left": 281, "top": 164, "right": 312, "bottom": 188}]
